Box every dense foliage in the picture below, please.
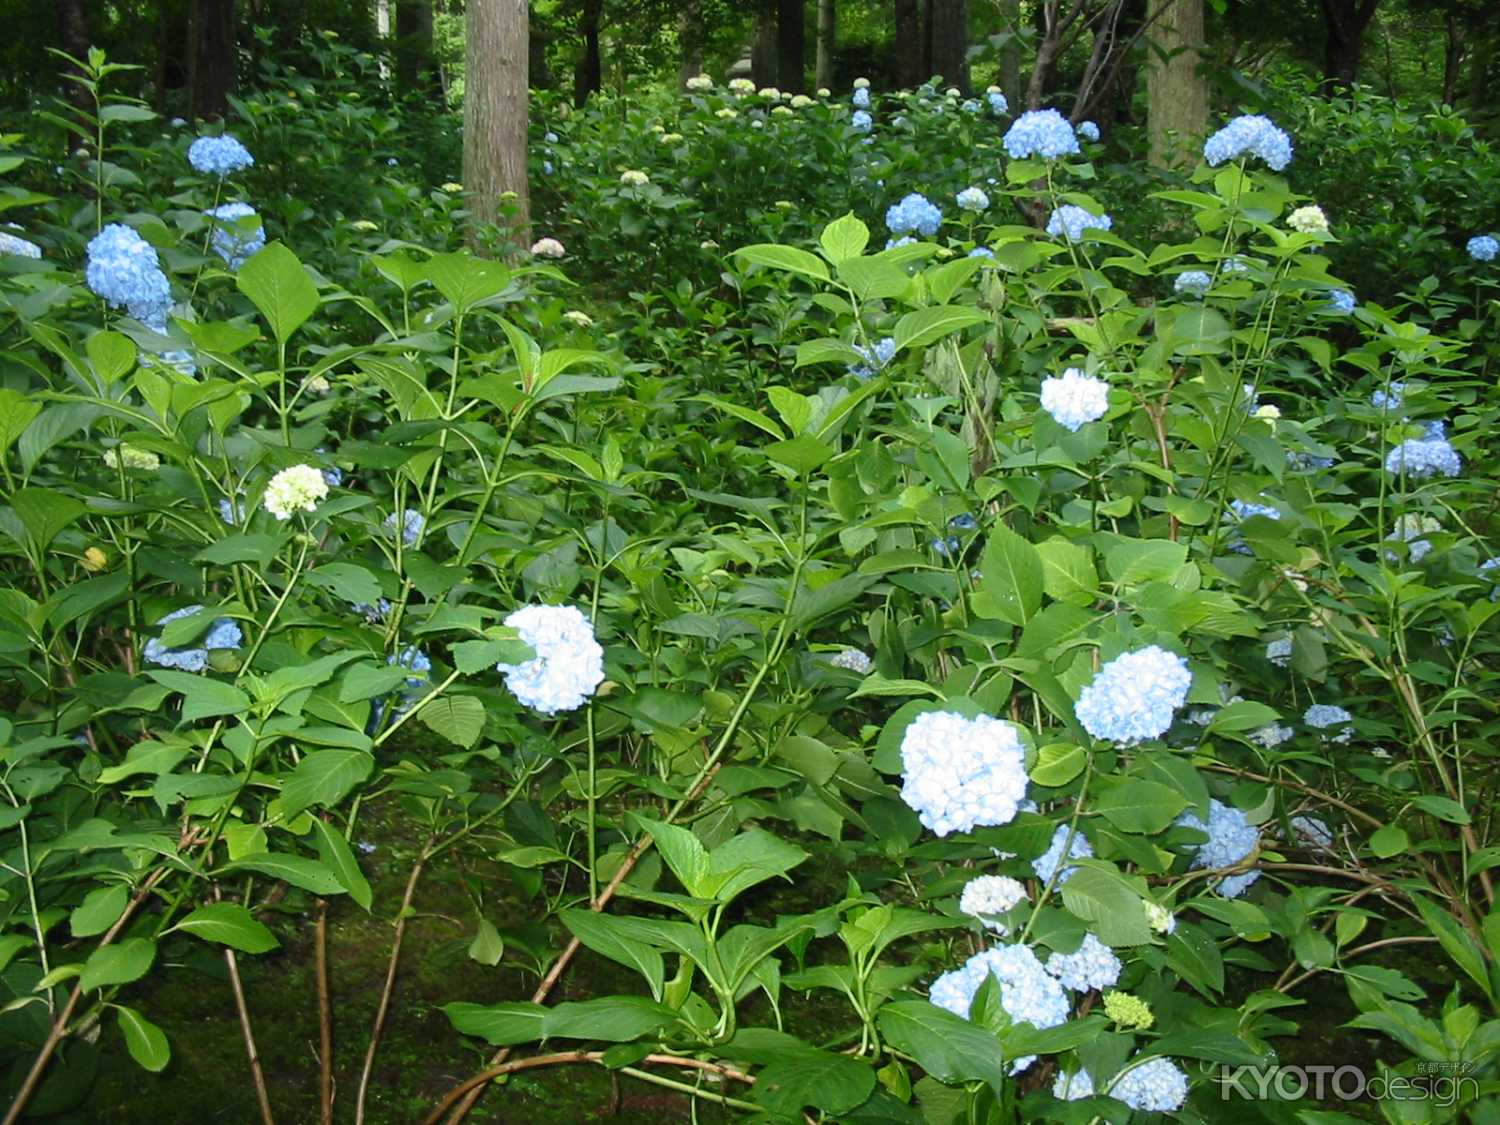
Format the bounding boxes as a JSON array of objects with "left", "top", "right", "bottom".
[{"left": 2, "top": 41, "right": 1500, "bottom": 1125}]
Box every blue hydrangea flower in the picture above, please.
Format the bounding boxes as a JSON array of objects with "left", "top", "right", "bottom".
[
  {"left": 847, "top": 335, "right": 896, "bottom": 380},
  {"left": 1384, "top": 514, "right": 1440, "bottom": 564},
  {"left": 1045, "top": 933, "right": 1120, "bottom": 991},
  {"left": 1305, "top": 703, "right": 1353, "bottom": 742},
  {"left": 949, "top": 513, "right": 978, "bottom": 531},
  {"left": 1077, "top": 120, "right": 1100, "bottom": 142},
  {"left": 1110, "top": 1057, "right": 1189, "bottom": 1112},
  {"left": 930, "top": 535, "right": 961, "bottom": 558},
  {"left": 384, "top": 508, "right": 424, "bottom": 546},
  {"left": 86, "top": 223, "right": 171, "bottom": 325},
  {"left": 1002, "top": 109, "right": 1078, "bottom": 159},
  {"left": 497, "top": 604, "right": 605, "bottom": 714},
  {"left": 852, "top": 110, "right": 872, "bottom": 133},
  {"left": 961, "top": 99, "right": 980, "bottom": 114},
  {"left": 1372, "top": 381, "right": 1406, "bottom": 411},
  {"left": 1288, "top": 450, "right": 1335, "bottom": 470},
  {"left": 1385, "top": 435, "right": 1461, "bottom": 480},
  {"left": 885, "top": 236, "right": 916, "bottom": 250},
  {"left": 143, "top": 605, "right": 243, "bottom": 672},
  {"left": 1053, "top": 1070, "right": 1095, "bottom": 1100},
  {"left": 389, "top": 645, "right": 432, "bottom": 689},
  {"left": 956, "top": 186, "right": 989, "bottom": 211},
  {"left": 543, "top": 160, "right": 554, "bottom": 175},
  {"left": 929, "top": 944, "right": 1069, "bottom": 1072},
  {"left": 1266, "top": 637, "right": 1292, "bottom": 667},
  {"left": 899, "top": 711, "right": 1029, "bottom": 836},
  {"left": 1039, "top": 367, "right": 1109, "bottom": 431},
  {"left": 1174, "top": 270, "right": 1211, "bottom": 297},
  {"left": 986, "top": 91, "right": 1009, "bottom": 115},
  {"left": 1467, "top": 235, "right": 1498, "bottom": 262},
  {"left": 1178, "top": 798, "right": 1260, "bottom": 897},
  {"left": 543, "top": 131, "right": 559, "bottom": 144},
  {"left": 885, "top": 193, "right": 943, "bottom": 236},
  {"left": 1032, "top": 823, "right": 1092, "bottom": 886},
  {"left": 1075, "top": 646, "right": 1191, "bottom": 744},
  {"left": 187, "top": 134, "right": 255, "bottom": 176},
  {"left": 217, "top": 497, "right": 242, "bottom": 525},
  {"left": 353, "top": 598, "right": 391, "bottom": 624},
  {"left": 0, "top": 232, "right": 41, "bottom": 259},
  {"left": 968, "top": 246, "right": 995, "bottom": 260},
  {"left": 1045, "top": 204, "right": 1112, "bottom": 241},
  {"left": 1202, "top": 114, "right": 1292, "bottom": 170},
  {"left": 1327, "top": 288, "right": 1356, "bottom": 313},
  {"left": 852, "top": 87, "right": 870, "bottom": 109},
  {"left": 205, "top": 202, "right": 265, "bottom": 270},
  {"left": 1480, "top": 558, "right": 1500, "bottom": 601}
]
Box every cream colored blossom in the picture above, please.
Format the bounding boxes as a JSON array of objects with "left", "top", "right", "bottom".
[
  {"left": 562, "top": 310, "right": 593, "bottom": 328},
  {"left": 685, "top": 74, "right": 713, "bottom": 91},
  {"left": 530, "top": 237, "right": 566, "bottom": 258},
  {"left": 1287, "top": 205, "right": 1329, "bottom": 235},
  {"left": 757, "top": 86, "right": 781, "bottom": 99},
  {"left": 727, "top": 77, "right": 754, "bottom": 95},
  {"left": 853, "top": 77, "right": 870, "bottom": 89},
  {"left": 440, "top": 182, "right": 463, "bottom": 192},
  {"left": 104, "top": 445, "right": 160, "bottom": 471},
  {"left": 263, "top": 464, "right": 329, "bottom": 520},
  {"left": 816, "top": 87, "right": 831, "bottom": 97},
  {"left": 350, "top": 219, "right": 378, "bottom": 232},
  {"left": 790, "top": 94, "right": 813, "bottom": 109},
  {"left": 619, "top": 170, "right": 649, "bottom": 186},
  {"left": 715, "top": 107, "right": 738, "bottom": 119},
  {"left": 305, "top": 375, "right": 331, "bottom": 395}
]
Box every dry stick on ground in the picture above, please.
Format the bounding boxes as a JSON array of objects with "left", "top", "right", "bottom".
[
  {"left": 316, "top": 900, "right": 334, "bottom": 1125},
  {"left": 225, "top": 944, "right": 276, "bottom": 1125},
  {"left": 354, "top": 837, "right": 436, "bottom": 1125},
  {"left": 423, "top": 1051, "right": 755, "bottom": 1125},
  {"left": 2, "top": 867, "right": 168, "bottom": 1125}
]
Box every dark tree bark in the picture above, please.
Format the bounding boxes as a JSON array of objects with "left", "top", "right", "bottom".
[
  {"left": 395, "top": 0, "right": 435, "bottom": 94},
  {"left": 776, "top": 0, "right": 806, "bottom": 91},
  {"left": 1471, "top": 32, "right": 1493, "bottom": 110},
  {"left": 996, "top": 0, "right": 1022, "bottom": 110},
  {"left": 189, "top": 0, "right": 237, "bottom": 121},
  {"left": 1147, "top": 0, "right": 1206, "bottom": 166},
  {"left": 464, "top": 0, "right": 529, "bottom": 242},
  {"left": 894, "top": 0, "right": 923, "bottom": 88},
  {"left": 752, "top": 0, "right": 777, "bottom": 85},
  {"left": 1075, "top": 0, "right": 1144, "bottom": 135},
  {"left": 1442, "top": 8, "right": 1463, "bottom": 105},
  {"left": 56, "top": 0, "right": 92, "bottom": 116},
  {"left": 815, "top": 0, "right": 835, "bottom": 90},
  {"left": 574, "top": 0, "right": 603, "bottom": 104},
  {"left": 928, "top": 0, "right": 968, "bottom": 91},
  {"left": 1320, "top": 0, "right": 1380, "bottom": 93},
  {"left": 679, "top": 0, "right": 706, "bottom": 87}
]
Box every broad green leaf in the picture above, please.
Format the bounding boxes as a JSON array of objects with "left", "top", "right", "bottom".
[
  {"left": 819, "top": 213, "right": 869, "bottom": 264},
  {"left": 224, "top": 852, "right": 346, "bottom": 895},
  {"left": 425, "top": 252, "right": 512, "bottom": 314},
  {"left": 145, "top": 671, "right": 250, "bottom": 723},
  {"left": 764, "top": 434, "right": 832, "bottom": 476},
  {"left": 468, "top": 918, "right": 504, "bottom": 966},
  {"left": 116, "top": 1006, "right": 170, "bottom": 1072},
  {"left": 1030, "top": 744, "right": 1086, "bottom": 787},
  {"left": 877, "top": 1001, "right": 1007, "bottom": 1093},
  {"left": 1093, "top": 779, "right": 1188, "bottom": 834},
  {"left": 733, "top": 243, "right": 830, "bottom": 283},
  {"left": 311, "top": 817, "right": 372, "bottom": 910},
  {"left": 281, "top": 750, "right": 374, "bottom": 819},
  {"left": 976, "top": 522, "right": 1043, "bottom": 626},
  {"left": 418, "top": 696, "right": 485, "bottom": 748},
  {"left": 1060, "top": 867, "right": 1153, "bottom": 946},
  {"left": 80, "top": 937, "right": 156, "bottom": 992},
  {"left": 302, "top": 563, "right": 383, "bottom": 606},
  {"left": 173, "top": 903, "right": 279, "bottom": 953},
  {"left": 1034, "top": 537, "right": 1097, "bottom": 605},
  {"left": 560, "top": 909, "right": 666, "bottom": 999},
  {"left": 71, "top": 884, "right": 129, "bottom": 939},
  {"left": 1105, "top": 538, "right": 1188, "bottom": 585},
  {"left": 444, "top": 997, "right": 679, "bottom": 1046},
  {"left": 893, "top": 306, "right": 989, "bottom": 351},
  {"left": 85, "top": 330, "right": 136, "bottom": 383},
  {"left": 236, "top": 242, "right": 320, "bottom": 344}
]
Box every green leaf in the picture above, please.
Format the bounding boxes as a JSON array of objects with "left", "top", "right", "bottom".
[
  {"left": 729, "top": 1032, "right": 875, "bottom": 1117},
  {"left": 311, "top": 818, "right": 372, "bottom": 910},
  {"left": 1034, "top": 538, "right": 1097, "bottom": 605},
  {"left": 893, "top": 306, "right": 989, "bottom": 351},
  {"left": 224, "top": 852, "right": 346, "bottom": 895},
  {"left": 1104, "top": 538, "right": 1188, "bottom": 585},
  {"left": 1059, "top": 867, "right": 1153, "bottom": 946},
  {"left": 468, "top": 918, "right": 504, "bottom": 966},
  {"left": 452, "top": 637, "right": 533, "bottom": 675},
  {"left": 339, "top": 663, "right": 411, "bottom": 703},
  {"left": 281, "top": 750, "right": 374, "bottom": 819},
  {"left": 819, "top": 213, "right": 870, "bottom": 264},
  {"left": 71, "top": 885, "right": 129, "bottom": 939},
  {"left": 444, "top": 997, "right": 680, "bottom": 1046},
  {"left": 732, "top": 243, "right": 830, "bottom": 283},
  {"left": 877, "top": 1001, "right": 1007, "bottom": 1093},
  {"left": 425, "top": 252, "right": 511, "bottom": 314},
  {"left": 145, "top": 671, "right": 250, "bottom": 723},
  {"left": 418, "top": 696, "right": 485, "bottom": 748},
  {"left": 302, "top": 563, "right": 383, "bottom": 606},
  {"left": 85, "top": 330, "right": 137, "bottom": 383},
  {"left": 1030, "top": 744, "right": 1085, "bottom": 787},
  {"left": 1093, "top": 779, "right": 1189, "bottom": 834},
  {"left": 560, "top": 910, "right": 666, "bottom": 999},
  {"left": 764, "top": 434, "right": 833, "bottom": 476},
  {"left": 0, "top": 388, "right": 42, "bottom": 459},
  {"left": 976, "top": 522, "right": 1043, "bottom": 626},
  {"left": 116, "top": 1006, "right": 170, "bottom": 1072},
  {"left": 236, "top": 242, "right": 319, "bottom": 344},
  {"left": 10, "top": 487, "right": 85, "bottom": 552},
  {"left": 1368, "top": 825, "right": 1407, "bottom": 858},
  {"left": 1411, "top": 895, "right": 1492, "bottom": 1002},
  {"left": 80, "top": 938, "right": 156, "bottom": 992},
  {"left": 173, "top": 903, "right": 279, "bottom": 953}
]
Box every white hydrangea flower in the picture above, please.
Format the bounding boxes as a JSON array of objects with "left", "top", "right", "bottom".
[
  {"left": 1287, "top": 205, "right": 1329, "bottom": 235},
  {"left": 619, "top": 169, "right": 649, "bottom": 186},
  {"left": 899, "top": 711, "right": 1029, "bottom": 837},
  {"left": 959, "top": 875, "right": 1027, "bottom": 931},
  {"left": 1039, "top": 367, "right": 1110, "bottom": 431},
  {"left": 1045, "top": 933, "right": 1121, "bottom": 991},
  {"left": 1144, "top": 900, "right": 1176, "bottom": 935},
  {"left": 103, "top": 444, "right": 160, "bottom": 471},
  {"left": 263, "top": 464, "right": 330, "bottom": 520},
  {"left": 529, "top": 237, "right": 566, "bottom": 258},
  {"left": 685, "top": 73, "right": 714, "bottom": 91},
  {"left": 562, "top": 310, "right": 594, "bottom": 328},
  {"left": 829, "top": 648, "right": 873, "bottom": 673},
  {"left": 497, "top": 604, "right": 605, "bottom": 715}
]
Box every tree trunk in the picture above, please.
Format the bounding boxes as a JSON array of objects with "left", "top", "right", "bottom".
[
  {"left": 1320, "top": 0, "right": 1380, "bottom": 93},
  {"left": 1075, "top": 0, "right": 1142, "bottom": 131},
  {"left": 678, "top": 0, "right": 705, "bottom": 87},
  {"left": 1145, "top": 0, "right": 1205, "bottom": 167},
  {"left": 752, "top": 0, "right": 777, "bottom": 86},
  {"left": 996, "top": 0, "right": 1021, "bottom": 111},
  {"left": 396, "top": 0, "right": 435, "bottom": 94},
  {"left": 1441, "top": 7, "right": 1462, "bottom": 105},
  {"left": 56, "top": 0, "right": 92, "bottom": 116},
  {"left": 928, "top": 0, "right": 968, "bottom": 91},
  {"left": 375, "top": 0, "right": 392, "bottom": 80},
  {"left": 1471, "top": 32, "right": 1493, "bottom": 111},
  {"left": 464, "top": 0, "right": 530, "bottom": 243},
  {"left": 574, "top": 0, "right": 602, "bottom": 104},
  {"left": 776, "top": 0, "right": 806, "bottom": 91},
  {"left": 815, "top": 0, "right": 835, "bottom": 90},
  {"left": 189, "top": 0, "right": 237, "bottom": 121},
  {"left": 894, "top": 0, "right": 922, "bottom": 88}
]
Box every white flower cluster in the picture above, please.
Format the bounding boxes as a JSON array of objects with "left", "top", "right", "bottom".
[
  {"left": 958, "top": 875, "right": 1027, "bottom": 931},
  {"left": 530, "top": 237, "right": 566, "bottom": 258},
  {"left": 684, "top": 73, "right": 714, "bottom": 91},
  {"left": 1039, "top": 367, "right": 1109, "bottom": 431},
  {"left": 1266, "top": 637, "right": 1292, "bottom": 667},
  {"left": 899, "top": 711, "right": 1029, "bottom": 837},
  {"left": 1384, "top": 513, "right": 1440, "bottom": 564},
  {"left": 1074, "top": 645, "right": 1192, "bottom": 745},
  {"left": 1144, "top": 900, "right": 1176, "bottom": 935},
  {"left": 929, "top": 944, "right": 1069, "bottom": 1072},
  {"left": 264, "top": 464, "right": 330, "bottom": 520},
  {"left": 497, "top": 604, "right": 605, "bottom": 715},
  {"left": 829, "top": 648, "right": 873, "bottom": 673},
  {"left": 103, "top": 444, "right": 160, "bottom": 471},
  {"left": 1290, "top": 815, "right": 1334, "bottom": 851},
  {"left": 1287, "top": 204, "right": 1329, "bottom": 234},
  {"left": 1045, "top": 933, "right": 1120, "bottom": 991}
]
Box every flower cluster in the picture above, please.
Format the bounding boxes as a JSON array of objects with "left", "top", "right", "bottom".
[
  {"left": 384, "top": 508, "right": 425, "bottom": 546},
  {"left": 1203, "top": 114, "right": 1292, "bottom": 170},
  {"left": 187, "top": 134, "right": 255, "bottom": 176},
  {"left": 685, "top": 73, "right": 713, "bottom": 91},
  {"left": 1291, "top": 815, "right": 1334, "bottom": 851},
  {"left": 1111, "top": 1058, "right": 1190, "bottom": 1111},
  {"left": 389, "top": 646, "right": 432, "bottom": 689},
  {"left": 1075, "top": 646, "right": 1192, "bottom": 745},
  {"left": 1327, "top": 288, "right": 1357, "bottom": 314},
  {"left": 829, "top": 648, "right": 873, "bottom": 673},
  {"left": 1045, "top": 933, "right": 1120, "bottom": 991},
  {"left": 1372, "top": 381, "right": 1406, "bottom": 411},
  {"left": 0, "top": 231, "right": 41, "bottom": 258},
  {"left": 205, "top": 202, "right": 265, "bottom": 270},
  {"left": 530, "top": 237, "right": 566, "bottom": 258},
  {"left": 103, "top": 444, "right": 160, "bottom": 471},
  {"left": 1144, "top": 901, "right": 1176, "bottom": 934},
  {"left": 852, "top": 110, "right": 872, "bottom": 133},
  {"left": 86, "top": 223, "right": 171, "bottom": 326},
  {"left": 930, "top": 535, "right": 961, "bottom": 558},
  {"left": 1178, "top": 799, "right": 1261, "bottom": 898},
  {"left": 497, "top": 604, "right": 605, "bottom": 715},
  {"left": 1304, "top": 703, "right": 1354, "bottom": 742},
  {"left": 955, "top": 186, "right": 988, "bottom": 211},
  {"left": 1224, "top": 498, "right": 1280, "bottom": 555},
  {"left": 852, "top": 86, "right": 870, "bottom": 109},
  {"left": 1002, "top": 109, "right": 1078, "bottom": 159},
  {"left": 1384, "top": 429, "right": 1461, "bottom": 479},
  {"left": 885, "top": 193, "right": 943, "bottom": 237},
  {"left": 1174, "top": 270, "right": 1211, "bottom": 297},
  {"left": 898, "top": 711, "right": 1029, "bottom": 836},
  {"left": 1103, "top": 990, "right": 1153, "bottom": 1029},
  {"left": 929, "top": 944, "right": 1069, "bottom": 1070},
  {"left": 848, "top": 336, "right": 896, "bottom": 380},
  {"left": 958, "top": 875, "right": 1027, "bottom": 931},
  {"left": 619, "top": 169, "right": 649, "bottom": 186},
  {"left": 1384, "top": 513, "right": 1440, "bottom": 564},
  {"left": 986, "top": 89, "right": 1008, "bottom": 115},
  {"left": 1077, "top": 120, "right": 1100, "bottom": 142},
  {"left": 728, "top": 77, "right": 754, "bottom": 95},
  {"left": 1287, "top": 205, "right": 1329, "bottom": 235},
  {"left": 143, "top": 605, "right": 243, "bottom": 672},
  {"left": 1033, "top": 823, "right": 1092, "bottom": 886},
  {"left": 1045, "top": 204, "right": 1112, "bottom": 242},
  {"left": 263, "top": 464, "right": 329, "bottom": 520},
  {"left": 1039, "top": 367, "right": 1109, "bottom": 431},
  {"left": 1467, "top": 234, "right": 1498, "bottom": 262}
]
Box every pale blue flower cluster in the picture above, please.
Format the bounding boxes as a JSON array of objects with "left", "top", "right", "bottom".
[
  {"left": 497, "top": 604, "right": 605, "bottom": 714},
  {"left": 1202, "top": 114, "right": 1292, "bottom": 170},
  {"left": 385, "top": 508, "right": 425, "bottom": 546},
  {"left": 1372, "top": 381, "right": 1406, "bottom": 411},
  {"left": 1111, "top": 1058, "right": 1190, "bottom": 1111},
  {"left": 1266, "top": 637, "right": 1292, "bottom": 667},
  {"left": 968, "top": 246, "right": 995, "bottom": 260},
  {"left": 86, "top": 223, "right": 172, "bottom": 326},
  {"left": 956, "top": 186, "right": 989, "bottom": 211},
  {"left": 829, "top": 648, "right": 873, "bottom": 673},
  {"left": 961, "top": 99, "right": 980, "bottom": 114},
  {"left": 1384, "top": 434, "right": 1461, "bottom": 480},
  {"left": 0, "top": 232, "right": 41, "bottom": 259},
  {"left": 899, "top": 711, "right": 1029, "bottom": 836},
  {"left": 929, "top": 944, "right": 1069, "bottom": 1071},
  {"left": 188, "top": 134, "right": 254, "bottom": 176},
  {"left": 1045, "top": 933, "right": 1120, "bottom": 991},
  {"left": 1225, "top": 498, "right": 1280, "bottom": 555},
  {"left": 1305, "top": 703, "right": 1353, "bottom": 742},
  {"left": 1384, "top": 515, "right": 1437, "bottom": 564},
  {"left": 1174, "top": 270, "right": 1211, "bottom": 297},
  {"left": 885, "top": 236, "right": 916, "bottom": 250},
  {"left": 1052, "top": 1070, "right": 1094, "bottom": 1100},
  {"left": 1075, "top": 645, "right": 1192, "bottom": 744},
  {"left": 1467, "top": 235, "right": 1498, "bottom": 262},
  {"left": 986, "top": 91, "right": 1009, "bottom": 116},
  {"left": 848, "top": 336, "right": 896, "bottom": 380},
  {"left": 885, "top": 193, "right": 943, "bottom": 236},
  {"left": 852, "top": 87, "right": 870, "bottom": 109},
  {"left": 1327, "top": 288, "right": 1357, "bottom": 313},
  {"left": 1178, "top": 798, "right": 1260, "bottom": 898},
  {"left": 143, "top": 605, "right": 243, "bottom": 672},
  {"left": 949, "top": 513, "right": 978, "bottom": 531},
  {"left": 205, "top": 202, "right": 265, "bottom": 270},
  {"left": 389, "top": 645, "right": 432, "bottom": 689},
  {"left": 1077, "top": 120, "right": 1100, "bottom": 142},
  {"left": 1002, "top": 109, "right": 1078, "bottom": 159},
  {"left": 1032, "top": 823, "right": 1092, "bottom": 886},
  {"left": 930, "top": 535, "right": 961, "bottom": 557},
  {"left": 852, "top": 110, "right": 873, "bottom": 133},
  {"left": 1045, "top": 204, "right": 1112, "bottom": 241},
  {"left": 1039, "top": 367, "right": 1109, "bottom": 431},
  {"left": 353, "top": 598, "right": 392, "bottom": 624},
  {"left": 958, "top": 875, "right": 1027, "bottom": 931}
]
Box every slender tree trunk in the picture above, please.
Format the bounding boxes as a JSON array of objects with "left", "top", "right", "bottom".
[
  {"left": 375, "top": 0, "right": 392, "bottom": 79},
  {"left": 1441, "top": 8, "right": 1462, "bottom": 105},
  {"left": 894, "top": 0, "right": 922, "bottom": 88},
  {"left": 1471, "top": 33, "right": 1493, "bottom": 111},
  {"left": 776, "top": 0, "right": 806, "bottom": 91},
  {"left": 1320, "top": 0, "right": 1380, "bottom": 93},
  {"left": 928, "top": 0, "right": 968, "bottom": 91},
  {"left": 815, "top": 0, "right": 835, "bottom": 90},
  {"left": 464, "top": 0, "right": 530, "bottom": 243},
  {"left": 752, "top": 0, "right": 777, "bottom": 86},
  {"left": 678, "top": 0, "right": 705, "bottom": 86},
  {"left": 997, "top": 0, "right": 1021, "bottom": 111},
  {"left": 56, "top": 0, "right": 93, "bottom": 116},
  {"left": 396, "top": 0, "right": 435, "bottom": 93},
  {"left": 574, "top": 0, "right": 602, "bottom": 104},
  {"left": 189, "top": 0, "right": 237, "bottom": 121},
  {"left": 1145, "top": 0, "right": 1205, "bottom": 167},
  {"left": 922, "top": 0, "right": 934, "bottom": 80}
]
